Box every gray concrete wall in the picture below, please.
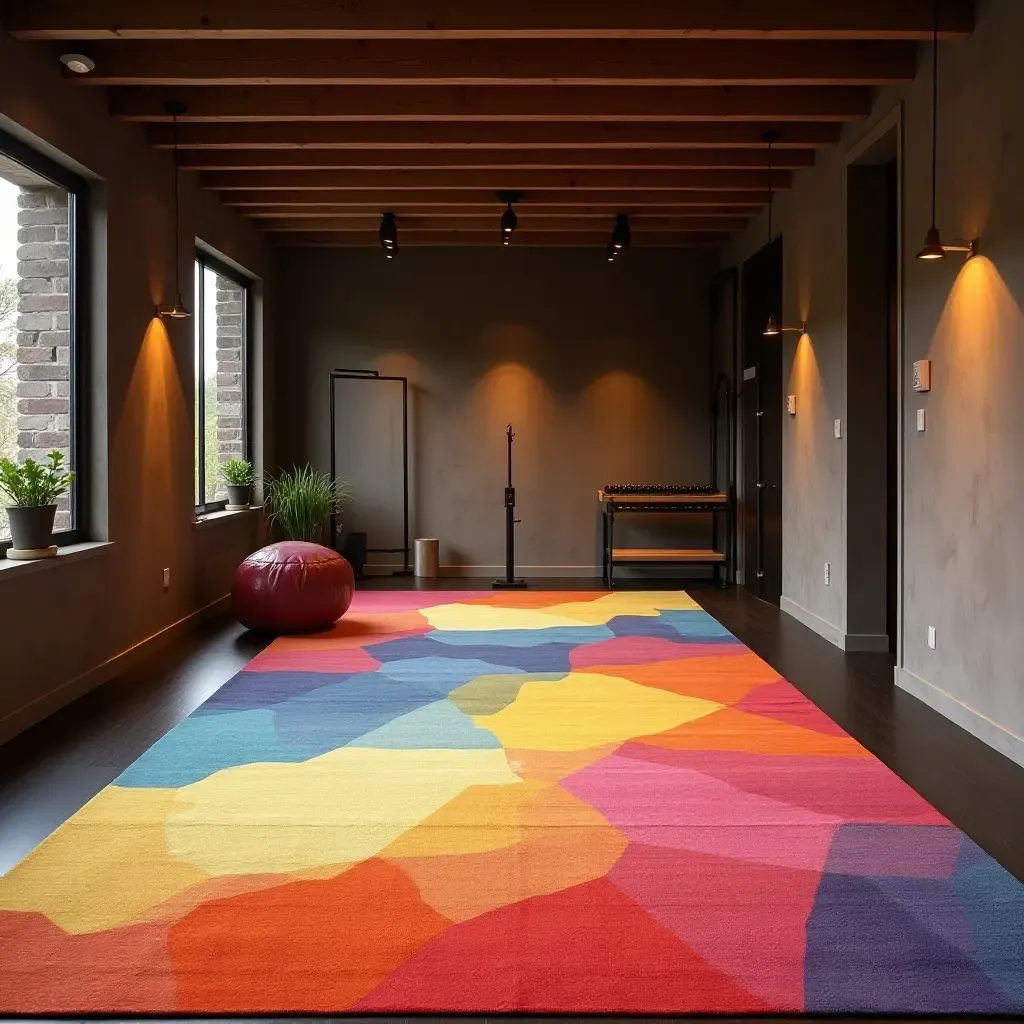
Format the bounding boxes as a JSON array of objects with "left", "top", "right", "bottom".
[
  {"left": 724, "top": 0, "right": 1024, "bottom": 764},
  {"left": 0, "top": 33, "right": 275, "bottom": 741},
  {"left": 276, "top": 245, "right": 718, "bottom": 574}
]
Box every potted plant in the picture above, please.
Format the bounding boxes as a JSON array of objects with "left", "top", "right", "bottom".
[
  {"left": 263, "top": 464, "right": 352, "bottom": 544},
  {"left": 222, "top": 458, "right": 255, "bottom": 509},
  {"left": 0, "top": 450, "right": 74, "bottom": 557}
]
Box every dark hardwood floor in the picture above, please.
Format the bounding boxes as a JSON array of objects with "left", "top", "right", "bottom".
[{"left": 3, "top": 577, "right": 1022, "bottom": 888}]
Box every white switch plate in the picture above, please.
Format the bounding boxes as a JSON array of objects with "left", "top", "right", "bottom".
[
  {"left": 927, "top": 625, "right": 937, "bottom": 650},
  {"left": 917, "top": 408, "right": 927, "bottom": 432},
  {"left": 834, "top": 418, "right": 842, "bottom": 439},
  {"left": 787, "top": 395, "right": 796, "bottom": 415},
  {"left": 824, "top": 562, "right": 830, "bottom": 586}
]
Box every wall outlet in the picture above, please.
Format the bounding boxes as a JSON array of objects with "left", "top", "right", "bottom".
[
  {"left": 834, "top": 418, "right": 842, "bottom": 439},
  {"left": 787, "top": 394, "right": 797, "bottom": 415},
  {"left": 927, "top": 625, "right": 937, "bottom": 650},
  {"left": 824, "top": 562, "right": 830, "bottom": 586},
  {"left": 162, "top": 567, "right": 171, "bottom": 589},
  {"left": 917, "top": 408, "right": 927, "bottom": 432}
]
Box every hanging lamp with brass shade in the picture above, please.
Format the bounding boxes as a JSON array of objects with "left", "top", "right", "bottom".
[
  {"left": 156, "top": 100, "right": 192, "bottom": 319},
  {"left": 760, "top": 131, "right": 806, "bottom": 337},
  {"left": 916, "top": 0, "right": 977, "bottom": 261}
]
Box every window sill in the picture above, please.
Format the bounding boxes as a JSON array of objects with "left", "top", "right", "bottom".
[
  {"left": 0, "top": 541, "right": 114, "bottom": 584},
  {"left": 194, "top": 506, "right": 263, "bottom": 530}
]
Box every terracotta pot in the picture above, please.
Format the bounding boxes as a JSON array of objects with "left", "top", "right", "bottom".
[{"left": 7, "top": 504, "right": 57, "bottom": 551}]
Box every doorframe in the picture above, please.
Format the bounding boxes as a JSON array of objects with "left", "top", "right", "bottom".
[{"left": 843, "top": 103, "right": 905, "bottom": 667}]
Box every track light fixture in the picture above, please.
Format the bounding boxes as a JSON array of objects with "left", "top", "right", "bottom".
[
  {"left": 762, "top": 314, "right": 807, "bottom": 337},
  {"left": 916, "top": 0, "right": 978, "bottom": 261},
  {"left": 379, "top": 212, "right": 398, "bottom": 258},
  {"left": 606, "top": 214, "right": 631, "bottom": 261},
  {"left": 156, "top": 100, "right": 192, "bottom": 320},
  {"left": 498, "top": 191, "right": 521, "bottom": 246}
]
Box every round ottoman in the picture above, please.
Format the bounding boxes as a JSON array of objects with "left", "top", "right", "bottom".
[{"left": 232, "top": 541, "right": 354, "bottom": 633}]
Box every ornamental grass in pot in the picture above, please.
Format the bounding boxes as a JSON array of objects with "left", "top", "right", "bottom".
[
  {"left": 0, "top": 450, "right": 74, "bottom": 555},
  {"left": 263, "top": 464, "right": 353, "bottom": 544},
  {"left": 222, "top": 458, "right": 255, "bottom": 509}
]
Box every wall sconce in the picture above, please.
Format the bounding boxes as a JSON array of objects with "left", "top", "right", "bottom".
[
  {"left": 157, "top": 100, "right": 191, "bottom": 319},
  {"left": 763, "top": 314, "right": 806, "bottom": 337}
]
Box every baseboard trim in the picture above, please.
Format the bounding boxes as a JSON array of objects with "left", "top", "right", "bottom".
[
  {"left": 844, "top": 632, "right": 891, "bottom": 653},
  {"left": 367, "top": 563, "right": 602, "bottom": 579},
  {"left": 0, "top": 594, "right": 232, "bottom": 746},
  {"left": 780, "top": 595, "right": 844, "bottom": 649},
  {"left": 895, "top": 666, "right": 1024, "bottom": 770}
]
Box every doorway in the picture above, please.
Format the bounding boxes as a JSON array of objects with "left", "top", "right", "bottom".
[
  {"left": 740, "top": 236, "right": 783, "bottom": 604},
  {"left": 846, "top": 135, "right": 899, "bottom": 651}
]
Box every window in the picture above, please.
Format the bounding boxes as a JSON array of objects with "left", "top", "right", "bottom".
[
  {"left": 194, "top": 251, "right": 250, "bottom": 514},
  {"left": 0, "top": 129, "right": 88, "bottom": 551}
]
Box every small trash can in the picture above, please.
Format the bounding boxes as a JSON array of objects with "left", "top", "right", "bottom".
[{"left": 414, "top": 537, "right": 440, "bottom": 578}]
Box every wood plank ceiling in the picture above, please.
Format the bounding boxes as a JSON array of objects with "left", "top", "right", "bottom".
[{"left": 4, "top": 0, "right": 974, "bottom": 249}]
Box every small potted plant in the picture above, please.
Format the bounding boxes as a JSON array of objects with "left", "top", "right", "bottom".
[
  {"left": 263, "top": 464, "right": 352, "bottom": 544},
  {"left": 0, "top": 450, "right": 74, "bottom": 557},
  {"left": 222, "top": 458, "right": 254, "bottom": 509}
]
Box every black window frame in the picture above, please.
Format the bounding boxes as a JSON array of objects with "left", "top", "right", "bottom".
[
  {"left": 0, "top": 127, "right": 89, "bottom": 555},
  {"left": 194, "top": 249, "right": 253, "bottom": 516}
]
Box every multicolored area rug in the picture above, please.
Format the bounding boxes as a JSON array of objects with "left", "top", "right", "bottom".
[{"left": 1, "top": 591, "right": 1023, "bottom": 1015}]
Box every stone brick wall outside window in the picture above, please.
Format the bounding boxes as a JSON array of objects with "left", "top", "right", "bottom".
[
  {"left": 215, "top": 274, "right": 245, "bottom": 479},
  {"left": 15, "top": 186, "right": 72, "bottom": 530}
]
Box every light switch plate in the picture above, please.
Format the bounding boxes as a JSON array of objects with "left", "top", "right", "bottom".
[
  {"left": 917, "top": 408, "right": 927, "bottom": 432},
  {"left": 834, "top": 418, "right": 842, "bottom": 439},
  {"left": 787, "top": 395, "right": 796, "bottom": 415},
  {"left": 913, "top": 359, "right": 932, "bottom": 392},
  {"left": 927, "top": 625, "right": 937, "bottom": 650}
]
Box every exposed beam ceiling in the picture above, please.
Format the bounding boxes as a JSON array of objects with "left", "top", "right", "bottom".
[
  {"left": 145, "top": 122, "right": 842, "bottom": 150},
  {"left": 177, "top": 149, "right": 815, "bottom": 172},
  {"left": 8, "top": 0, "right": 972, "bottom": 247},
  {"left": 201, "top": 169, "right": 791, "bottom": 191},
  {"left": 110, "top": 86, "right": 874, "bottom": 123},
  {"left": 67, "top": 40, "right": 916, "bottom": 87},
  {"left": 4, "top": 0, "right": 974, "bottom": 40}
]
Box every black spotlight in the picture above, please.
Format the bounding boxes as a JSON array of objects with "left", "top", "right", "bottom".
[
  {"left": 379, "top": 212, "right": 398, "bottom": 258},
  {"left": 498, "top": 191, "right": 522, "bottom": 246},
  {"left": 607, "top": 214, "right": 631, "bottom": 261}
]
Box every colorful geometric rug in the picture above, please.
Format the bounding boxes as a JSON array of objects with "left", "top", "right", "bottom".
[{"left": 1, "top": 591, "right": 1023, "bottom": 1015}]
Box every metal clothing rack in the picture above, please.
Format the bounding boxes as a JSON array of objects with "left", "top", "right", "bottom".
[{"left": 328, "top": 368, "right": 411, "bottom": 575}]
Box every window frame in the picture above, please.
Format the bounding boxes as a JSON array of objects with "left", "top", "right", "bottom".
[
  {"left": 0, "top": 127, "right": 90, "bottom": 555},
  {"left": 193, "top": 249, "right": 253, "bottom": 517}
]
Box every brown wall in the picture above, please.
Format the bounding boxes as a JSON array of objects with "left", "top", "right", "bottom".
[
  {"left": 0, "top": 35, "right": 274, "bottom": 741},
  {"left": 276, "top": 245, "right": 718, "bottom": 574}
]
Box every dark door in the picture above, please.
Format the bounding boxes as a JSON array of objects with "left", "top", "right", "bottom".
[
  {"left": 884, "top": 159, "right": 899, "bottom": 650},
  {"left": 741, "top": 236, "right": 784, "bottom": 604}
]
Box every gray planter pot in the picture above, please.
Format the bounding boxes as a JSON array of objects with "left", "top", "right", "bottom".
[
  {"left": 7, "top": 504, "right": 57, "bottom": 551},
  {"left": 227, "top": 485, "right": 252, "bottom": 507}
]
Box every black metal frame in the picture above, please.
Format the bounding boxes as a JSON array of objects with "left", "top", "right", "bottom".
[
  {"left": 194, "top": 250, "right": 253, "bottom": 516},
  {"left": 710, "top": 266, "right": 740, "bottom": 584},
  {"left": 0, "top": 127, "right": 90, "bottom": 555},
  {"left": 328, "top": 368, "right": 410, "bottom": 575}
]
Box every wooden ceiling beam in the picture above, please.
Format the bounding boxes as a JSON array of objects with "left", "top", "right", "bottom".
[
  {"left": 178, "top": 148, "right": 814, "bottom": 171},
  {"left": 271, "top": 231, "right": 731, "bottom": 247},
  {"left": 68, "top": 39, "right": 915, "bottom": 87},
  {"left": 244, "top": 205, "right": 757, "bottom": 218},
  {"left": 4, "top": 0, "right": 974, "bottom": 41},
  {"left": 219, "top": 189, "right": 772, "bottom": 207},
  {"left": 110, "top": 86, "right": 873, "bottom": 123},
  {"left": 145, "top": 121, "right": 841, "bottom": 150},
  {"left": 258, "top": 216, "right": 748, "bottom": 232},
  {"left": 201, "top": 168, "right": 790, "bottom": 191}
]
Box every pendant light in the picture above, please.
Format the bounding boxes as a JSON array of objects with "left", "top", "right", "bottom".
[
  {"left": 606, "top": 214, "right": 630, "bottom": 261},
  {"left": 916, "top": 0, "right": 976, "bottom": 260},
  {"left": 498, "top": 191, "right": 520, "bottom": 245},
  {"left": 157, "top": 100, "right": 192, "bottom": 319},
  {"left": 379, "top": 212, "right": 398, "bottom": 258},
  {"left": 761, "top": 130, "right": 806, "bottom": 337}
]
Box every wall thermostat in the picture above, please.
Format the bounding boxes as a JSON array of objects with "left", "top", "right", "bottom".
[
  {"left": 912, "top": 359, "right": 931, "bottom": 392},
  {"left": 787, "top": 395, "right": 796, "bottom": 415}
]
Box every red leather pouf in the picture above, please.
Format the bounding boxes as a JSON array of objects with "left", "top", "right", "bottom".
[{"left": 232, "top": 541, "right": 355, "bottom": 634}]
